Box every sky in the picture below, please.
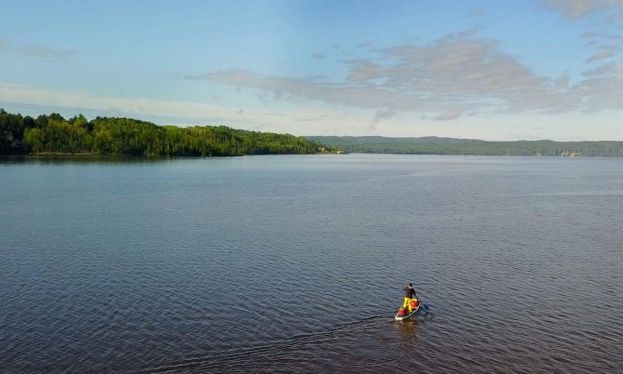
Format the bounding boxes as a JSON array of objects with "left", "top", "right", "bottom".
[{"left": 1, "top": 0, "right": 623, "bottom": 140}]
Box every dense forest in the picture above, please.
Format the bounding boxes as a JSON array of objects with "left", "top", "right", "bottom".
[
  {"left": 307, "top": 136, "right": 623, "bottom": 157},
  {"left": 0, "top": 109, "right": 324, "bottom": 156}
]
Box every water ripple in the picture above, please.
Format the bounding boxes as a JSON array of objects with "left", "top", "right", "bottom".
[{"left": 1, "top": 155, "right": 621, "bottom": 373}]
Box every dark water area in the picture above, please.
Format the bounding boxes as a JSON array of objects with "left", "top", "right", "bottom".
[{"left": 1, "top": 154, "right": 621, "bottom": 373}]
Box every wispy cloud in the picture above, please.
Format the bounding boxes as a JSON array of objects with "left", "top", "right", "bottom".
[
  {"left": 185, "top": 33, "right": 595, "bottom": 120},
  {"left": 543, "top": 0, "right": 623, "bottom": 28},
  {"left": 295, "top": 114, "right": 328, "bottom": 122},
  {"left": 543, "top": 0, "right": 613, "bottom": 18},
  {"left": 0, "top": 81, "right": 377, "bottom": 134},
  {"left": 372, "top": 108, "right": 397, "bottom": 124},
  {"left": 577, "top": 62, "right": 623, "bottom": 110},
  {"left": 433, "top": 109, "right": 464, "bottom": 121},
  {"left": 586, "top": 45, "right": 618, "bottom": 62},
  {"left": 0, "top": 39, "right": 76, "bottom": 60},
  {"left": 4, "top": 80, "right": 623, "bottom": 140},
  {"left": 581, "top": 30, "right": 623, "bottom": 61}
]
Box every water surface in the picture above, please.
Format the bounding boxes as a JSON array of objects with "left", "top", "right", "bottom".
[{"left": 1, "top": 155, "right": 621, "bottom": 373}]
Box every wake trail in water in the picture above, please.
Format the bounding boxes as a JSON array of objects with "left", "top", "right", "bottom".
[{"left": 132, "top": 314, "right": 392, "bottom": 373}]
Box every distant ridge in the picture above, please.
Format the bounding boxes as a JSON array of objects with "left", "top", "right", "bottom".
[{"left": 306, "top": 136, "right": 623, "bottom": 157}]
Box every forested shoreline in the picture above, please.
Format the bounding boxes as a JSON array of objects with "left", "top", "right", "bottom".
[
  {"left": 4, "top": 109, "right": 623, "bottom": 158},
  {"left": 307, "top": 136, "right": 623, "bottom": 157},
  {"left": 0, "top": 109, "right": 324, "bottom": 156}
]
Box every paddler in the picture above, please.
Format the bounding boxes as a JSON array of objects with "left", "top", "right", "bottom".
[{"left": 402, "top": 283, "right": 418, "bottom": 312}]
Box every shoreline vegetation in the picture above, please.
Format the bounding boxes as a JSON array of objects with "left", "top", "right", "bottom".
[
  {"left": 306, "top": 136, "right": 623, "bottom": 157},
  {"left": 3, "top": 109, "right": 623, "bottom": 158},
  {"left": 0, "top": 109, "right": 329, "bottom": 157}
]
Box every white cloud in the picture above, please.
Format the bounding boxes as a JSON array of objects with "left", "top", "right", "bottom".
[{"left": 187, "top": 33, "right": 620, "bottom": 118}]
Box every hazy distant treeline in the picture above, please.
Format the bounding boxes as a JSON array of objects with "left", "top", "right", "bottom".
[
  {"left": 0, "top": 109, "right": 323, "bottom": 156},
  {"left": 307, "top": 136, "right": 623, "bottom": 157}
]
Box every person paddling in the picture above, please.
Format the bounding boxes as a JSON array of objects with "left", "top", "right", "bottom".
[{"left": 402, "top": 283, "right": 418, "bottom": 312}]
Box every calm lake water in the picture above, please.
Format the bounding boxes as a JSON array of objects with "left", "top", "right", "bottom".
[{"left": 1, "top": 154, "right": 622, "bottom": 373}]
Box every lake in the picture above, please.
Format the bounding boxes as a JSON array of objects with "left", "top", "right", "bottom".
[{"left": 1, "top": 154, "right": 621, "bottom": 373}]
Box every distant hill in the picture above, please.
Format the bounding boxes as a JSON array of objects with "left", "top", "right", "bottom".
[{"left": 306, "top": 136, "right": 623, "bottom": 157}]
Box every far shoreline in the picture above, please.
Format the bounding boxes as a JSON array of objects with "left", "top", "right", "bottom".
[{"left": 3, "top": 153, "right": 623, "bottom": 163}]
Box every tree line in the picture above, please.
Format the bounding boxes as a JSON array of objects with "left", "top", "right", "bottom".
[
  {"left": 0, "top": 109, "right": 324, "bottom": 156},
  {"left": 307, "top": 136, "right": 623, "bottom": 157}
]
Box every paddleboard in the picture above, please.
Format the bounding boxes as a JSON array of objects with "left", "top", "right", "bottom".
[{"left": 394, "top": 302, "right": 421, "bottom": 321}]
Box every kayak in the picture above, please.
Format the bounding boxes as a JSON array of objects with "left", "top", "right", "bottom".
[{"left": 394, "top": 299, "right": 421, "bottom": 321}]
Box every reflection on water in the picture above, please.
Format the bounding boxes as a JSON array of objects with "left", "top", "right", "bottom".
[
  {"left": 396, "top": 319, "right": 419, "bottom": 345},
  {"left": 0, "top": 154, "right": 174, "bottom": 165},
  {"left": 1, "top": 154, "right": 622, "bottom": 373}
]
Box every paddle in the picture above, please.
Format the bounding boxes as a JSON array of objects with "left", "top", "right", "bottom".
[{"left": 416, "top": 295, "right": 429, "bottom": 314}]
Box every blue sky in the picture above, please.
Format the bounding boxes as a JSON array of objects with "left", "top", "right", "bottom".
[{"left": 1, "top": 0, "right": 623, "bottom": 140}]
